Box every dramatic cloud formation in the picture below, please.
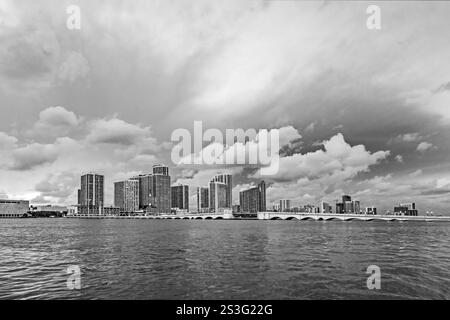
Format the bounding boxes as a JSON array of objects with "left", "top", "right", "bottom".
[{"left": 255, "top": 133, "right": 389, "bottom": 182}]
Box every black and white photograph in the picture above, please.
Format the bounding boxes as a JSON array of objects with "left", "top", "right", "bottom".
[{"left": 0, "top": 0, "right": 449, "bottom": 309}]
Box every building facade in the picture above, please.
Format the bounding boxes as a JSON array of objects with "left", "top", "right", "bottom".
[
  {"left": 210, "top": 174, "right": 232, "bottom": 208},
  {"left": 80, "top": 173, "right": 104, "bottom": 215},
  {"left": 132, "top": 174, "right": 153, "bottom": 210},
  {"left": 0, "top": 199, "right": 29, "bottom": 218},
  {"left": 197, "top": 187, "right": 209, "bottom": 212},
  {"left": 239, "top": 181, "right": 266, "bottom": 213},
  {"left": 114, "top": 179, "right": 139, "bottom": 213},
  {"left": 320, "top": 201, "right": 332, "bottom": 213},
  {"left": 171, "top": 184, "right": 189, "bottom": 210},
  {"left": 279, "top": 199, "right": 291, "bottom": 212},
  {"left": 209, "top": 181, "right": 227, "bottom": 213},
  {"left": 152, "top": 165, "right": 171, "bottom": 213},
  {"left": 394, "top": 203, "right": 418, "bottom": 216}
]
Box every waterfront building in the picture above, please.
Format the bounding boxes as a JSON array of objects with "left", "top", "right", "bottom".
[
  {"left": 210, "top": 174, "right": 232, "bottom": 208},
  {"left": 114, "top": 179, "right": 139, "bottom": 213},
  {"left": 77, "top": 189, "right": 81, "bottom": 205},
  {"left": 365, "top": 206, "right": 377, "bottom": 215},
  {"left": 152, "top": 165, "right": 171, "bottom": 213},
  {"left": 336, "top": 202, "right": 344, "bottom": 214},
  {"left": 197, "top": 187, "right": 209, "bottom": 212},
  {"left": 232, "top": 204, "right": 241, "bottom": 213},
  {"left": 354, "top": 201, "right": 361, "bottom": 214},
  {"left": 67, "top": 205, "right": 78, "bottom": 216},
  {"left": 0, "top": 199, "right": 30, "bottom": 218},
  {"left": 132, "top": 174, "right": 153, "bottom": 210},
  {"left": 342, "top": 195, "right": 351, "bottom": 203},
  {"left": 394, "top": 203, "right": 418, "bottom": 216},
  {"left": 344, "top": 200, "right": 354, "bottom": 213},
  {"left": 279, "top": 199, "right": 291, "bottom": 212},
  {"left": 30, "top": 205, "right": 67, "bottom": 217},
  {"left": 239, "top": 181, "right": 266, "bottom": 213},
  {"left": 80, "top": 173, "right": 104, "bottom": 215},
  {"left": 209, "top": 181, "right": 227, "bottom": 213},
  {"left": 171, "top": 184, "right": 189, "bottom": 210},
  {"left": 153, "top": 164, "right": 169, "bottom": 176},
  {"left": 320, "top": 201, "right": 332, "bottom": 213},
  {"left": 104, "top": 206, "right": 121, "bottom": 216}
]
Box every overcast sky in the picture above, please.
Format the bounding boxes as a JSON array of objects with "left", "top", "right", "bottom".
[{"left": 1, "top": 0, "right": 450, "bottom": 213}]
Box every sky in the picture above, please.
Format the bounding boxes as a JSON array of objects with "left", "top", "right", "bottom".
[{"left": 0, "top": 0, "right": 449, "bottom": 214}]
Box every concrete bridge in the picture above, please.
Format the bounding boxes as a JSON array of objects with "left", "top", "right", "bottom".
[
  {"left": 68, "top": 213, "right": 234, "bottom": 220},
  {"left": 257, "top": 212, "right": 450, "bottom": 222}
]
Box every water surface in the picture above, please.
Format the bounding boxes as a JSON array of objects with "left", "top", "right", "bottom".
[{"left": 0, "top": 219, "right": 449, "bottom": 299}]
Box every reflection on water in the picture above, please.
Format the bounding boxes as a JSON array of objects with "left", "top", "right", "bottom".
[{"left": 0, "top": 219, "right": 449, "bottom": 299}]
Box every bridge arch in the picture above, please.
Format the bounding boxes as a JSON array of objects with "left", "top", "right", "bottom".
[
  {"left": 270, "top": 217, "right": 282, "bottom": 220},
  {"left": 285, "top": 216, "right": 299, "bottom": 220}
]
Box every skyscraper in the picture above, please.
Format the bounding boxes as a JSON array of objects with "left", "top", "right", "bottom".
[
  {"left": 320, "top": 201, "right": 332, "bottom": 213},
  {"left": 209, "top": 181, "right": 227, "bottom": 213},
  {"left": 77, "top": 189, "right": 81, "bottom": 205},
  {"left": 239, "top": 181, "right": 266, "bottom": 213},
  {"left": 210, "top": 174, "right": 232, "bottom": 208},
  {"left": 153, "top": 164, "right": 169, "bottom": 176},
  {"left": 197, "top": 187, "right": 209, "bottom": 212},
  {"left": 152, "top": 165, "right": 171, "bottom": 213},
  {"left": 279, "top": 199, "right": 291, "bottom": 212},
  {"left": 342, "top": 195, "right": 351, "bottom": 203},
  {"left": 171, "top": 184, "right": 189, "bottom": 210},
  {"left": 132, "top": 174, "right": 153, "bottom": 210},
  {"left": 114, "top": 179, "right": 139, "bottom": 213},
  {"left": 80, "top": 173, "right": 104, "bottom": 215}
]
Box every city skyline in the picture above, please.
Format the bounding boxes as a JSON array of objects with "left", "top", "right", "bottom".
[{"left": 1, "top": 1, "right": 450, "bottom": 214}]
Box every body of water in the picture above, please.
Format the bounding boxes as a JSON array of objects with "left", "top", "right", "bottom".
[{"left": 0, "top": 218, "right": 449, "bottom": 299}]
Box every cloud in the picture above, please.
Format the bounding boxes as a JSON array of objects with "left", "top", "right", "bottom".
[
  {"left": 10, "top": 137, "right": 78, "bottom": 171},
  {"left": 87, "top": 118, "right": 155, "bottom": 146},
  {"left": 416, "top": 141, "right": 433, "bottom": 152},
  {"left": 34, "top": 171, "right": 78, "bottom": 203},
  {"left": 255, "top": 133, "right": 389, "bottom": 182},
  {"left": 0, "top": 131, "right": 18, "bottom": 148},
  {"left": 389, "top": 132, "right": 422, "bottom": 144},
  {"left": 57, "top": 52, "right": 90, "bottom": 84},
  {"left": 395, "top": 155, "right": 403, "bottom": 163},
  {"left": 29, "top": 106, "right": 81, "bottom": 138}
]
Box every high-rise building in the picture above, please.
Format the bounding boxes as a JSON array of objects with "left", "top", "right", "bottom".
[
  {"left": 365, "top": 206, "right": 377, "bottom": 215},
  {"left": 279, "top": 199, "right": 291, "bottom": 212},
  {"left": 239, "top": 181, "right": 266, "bottom": 213},
  {"left": 209, "top": 181, "right": 227, "bottom": 213},
  {"left": 197, "top": 187, "right": 209, "bottom": 212},
  {"left": 152, "top": 165, "right": 171, "bottom": 213},
  {"left": 354, "top": 200, "right": 361, "bottom": 214},
  {"left": 114, "top": 179, "right": 139, "bottom": 213},
  {"left": 77, "top": 189, "right": 81, "bottom": 205},
  {"left": 320, "top": 201, "right": 332, "bottom": 213},
  {"left": 80, "top": 173, "right": 104, "bottom": 215},
  {"left": 342, "top": 195, "right": 351, "bottom": 203},
  {"left": 336, "top": 202, "right": 344, "bottom": 214},
  {"left": 132, "top": 174, "right": 153, "bottom": 210},
  {"left": 344, "top": 200, "right": 354, "bottom": 213},
  {"left": 171, "top": 184, "right": 189, "bottom": 210},
  {"left": 394, "top": 203, "right": 418, "bottom": 216},
  {"left": 153, "top": 164, "right": 169, "bottom": 176},
  {"left": 210, "top": 174, "right": 232, "bottom": 208}
]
